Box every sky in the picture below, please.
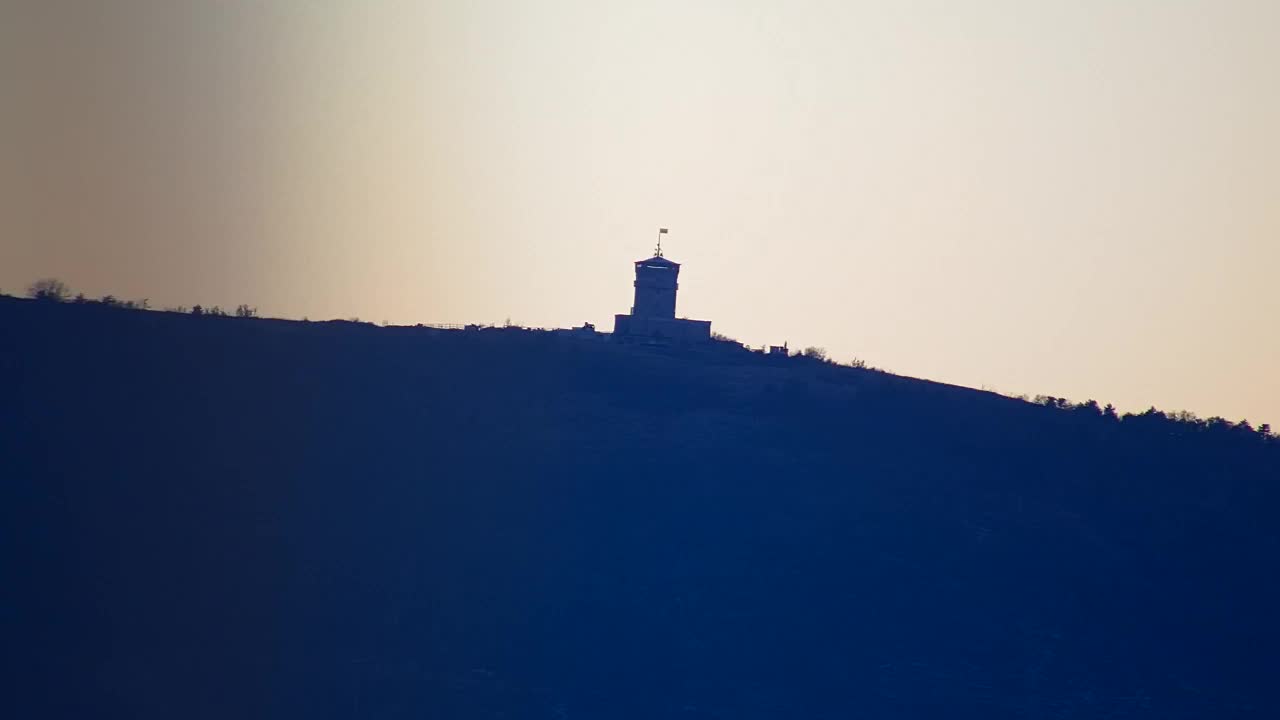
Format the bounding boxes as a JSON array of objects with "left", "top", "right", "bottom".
[{"left": 2, "top": 0, "right": 1278, "bottom": 425}]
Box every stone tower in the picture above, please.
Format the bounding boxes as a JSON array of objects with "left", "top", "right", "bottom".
[
  {"left": 613, "top": 230, "right": 712, "bottom": 344},
  {"left": 631, "top": 255, "right": 680, "bottom": 319}
]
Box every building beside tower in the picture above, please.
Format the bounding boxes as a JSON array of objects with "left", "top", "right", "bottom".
[{"left": 613, "top": 235, "right": 711, "bottom": 344}]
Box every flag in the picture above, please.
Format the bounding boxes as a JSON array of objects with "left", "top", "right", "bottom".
[{"left": 659, "top": 228, "right": 668, "bottom": 234}]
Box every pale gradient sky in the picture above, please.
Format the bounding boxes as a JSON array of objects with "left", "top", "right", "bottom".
[{"left": 2, "top": 0, "right": 1278, "bottom": 424}]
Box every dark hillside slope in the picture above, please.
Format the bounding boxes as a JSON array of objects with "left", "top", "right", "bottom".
[{"left": 3, "top": 296, "right": 1278, "bottom": 718}]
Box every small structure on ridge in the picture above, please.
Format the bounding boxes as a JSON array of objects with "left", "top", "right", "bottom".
[{"left": 613, "top": 229, "right": 711, "bottom": 344}]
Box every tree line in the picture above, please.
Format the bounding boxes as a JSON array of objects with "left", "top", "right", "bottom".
[{"left": 20, "top": 277, "right": 257, "bottom": 318}]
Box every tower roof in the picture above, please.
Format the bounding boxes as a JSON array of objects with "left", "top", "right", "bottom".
[{"left": 635, "top": 255, "right": 680, "bottom": 268}]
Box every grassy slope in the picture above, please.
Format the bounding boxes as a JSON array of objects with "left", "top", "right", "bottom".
[{"left": 3, "top": 296, "right": 1278, "bottom": 719}]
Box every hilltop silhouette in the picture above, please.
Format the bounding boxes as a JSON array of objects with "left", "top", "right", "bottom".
[{"left": 3, "top": 294, "right": 1278, "bottom": 719}]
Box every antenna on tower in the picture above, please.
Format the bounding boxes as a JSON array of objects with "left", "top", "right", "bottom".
[{"left": 656, "top": 227, "right": 669, "bottom": 257}]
